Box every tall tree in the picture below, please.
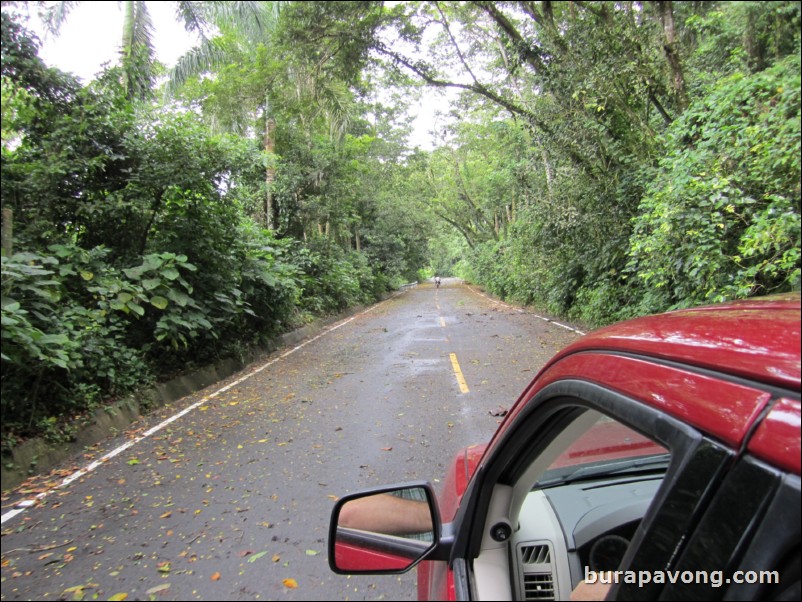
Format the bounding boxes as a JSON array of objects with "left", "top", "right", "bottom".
[
  {"left": 166, "top": 1, "right": 379, "bottom": 230},
  {"left": 41, "top": 1, "right": 268, "bottom": 100}
]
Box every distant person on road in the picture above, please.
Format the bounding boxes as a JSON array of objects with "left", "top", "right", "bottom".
[{"left": 435, "top": 276, "right": 441, "bottom": 288}]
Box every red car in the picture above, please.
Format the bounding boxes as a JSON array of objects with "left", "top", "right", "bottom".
[{"left": 329, "top": 295, "right": 801, "bottom": 601}]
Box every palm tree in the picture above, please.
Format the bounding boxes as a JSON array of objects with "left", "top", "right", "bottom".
[
  {"left": 40, "top": 0, "right": 291, "bottom": 228},
  {"left": 41, "top": 1, "right": 269, "bottom": 101},
  {"left": 43, "top": 1, "right": 356, "bottom": 230},
  {"left": 165, "top": 2, "right": 356, "bottom": 231}
]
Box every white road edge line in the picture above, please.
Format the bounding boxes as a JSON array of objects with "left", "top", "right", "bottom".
[
  {"left": 466, "top": 285, "right": 586, "bottom": 336},
  {"left": 1, "top": 295, "right": 396, "bottom": 525}
]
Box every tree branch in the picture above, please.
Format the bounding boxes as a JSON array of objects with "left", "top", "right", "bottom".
[
  {"left": 472, "top": 1, "right": 548, "bottom": 75},
  {"left": 434, "top": 2, "right": 481, "bottom": 86}
]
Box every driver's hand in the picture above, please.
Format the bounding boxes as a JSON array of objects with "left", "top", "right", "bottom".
[{"left": 570, "top": 579, "right": 612, "bottom": 601}]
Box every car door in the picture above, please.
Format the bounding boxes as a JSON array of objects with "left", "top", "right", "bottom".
[
  {"left": 658, "top": 397, "right": 801, "bottom": 602},
  {"left": 446, "top": 351, "right": 774, "bottom": 601}
]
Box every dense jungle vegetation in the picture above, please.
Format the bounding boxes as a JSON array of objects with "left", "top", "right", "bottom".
[{"left": 1, "top": 1, "right": 800, "bottom": 448}]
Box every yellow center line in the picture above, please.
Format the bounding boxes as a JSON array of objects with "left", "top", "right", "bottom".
[
  {"left": 440, "top": 317, "right": 447, "bottom": 328},
  {"left": 449, "top": 353, "right": 470, "bottom": 393}
]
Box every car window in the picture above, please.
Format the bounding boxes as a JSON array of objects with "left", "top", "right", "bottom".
[
  {"left": 445, "top": 362, "right": 749, "bottom": 602},
  {"left": 537, "top": 415, "right": 669, "bottom": 487},
  {"left": 505, "top": 412, "right": 670, "bottom": 601},
  {"left": 461, "top": 383, "right": 735, "bottom": 602}
]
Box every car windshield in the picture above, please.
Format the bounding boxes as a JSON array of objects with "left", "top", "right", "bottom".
[
  {"left": 533, "top": 416, "right": 670, "bottom": 489},
  {"left": 534, "top": 452, "right": 671, "bottom": 489}
]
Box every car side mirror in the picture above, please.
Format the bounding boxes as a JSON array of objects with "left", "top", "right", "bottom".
[{"left": 329, "top": 483, "right": 440, "bottom": 574}]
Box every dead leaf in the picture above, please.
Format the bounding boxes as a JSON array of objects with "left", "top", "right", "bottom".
[
  {"left": 62, "top": 585, "right": 87, "bottom": 601},
  {"left": 160, "top": 511, "right": 172, "bottom": 519},
  {"left": 145, "top": 584, "right": 171, "bottom": 595},
  {"left": 283, "top": 578, "right": 298, "bottom": 589},
  {"left": 211, "top": 572, "right": 221, "bottom": 581},
  {"left": 381, "top": 447, "right": 393, "bottom": 451},
  {"left": 108, "top": 594, "right": 128, "bottom": 601}
]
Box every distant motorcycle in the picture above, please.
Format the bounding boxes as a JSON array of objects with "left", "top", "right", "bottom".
[{"left": 435, "top": 277, "right": 441, "bottom": 288}]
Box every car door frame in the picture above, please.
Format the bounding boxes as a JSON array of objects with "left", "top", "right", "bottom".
[{"left": 444, "top": 350, "right": 776, "bottom": 600}]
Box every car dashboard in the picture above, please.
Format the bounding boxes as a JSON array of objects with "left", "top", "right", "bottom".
[{"left": 510, "top": 471, "right": 665, "bottom": 601}]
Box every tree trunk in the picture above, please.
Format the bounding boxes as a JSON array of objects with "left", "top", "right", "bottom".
[
  {"left": 2, "top": 207, "right": 13, "bottom": 256},
  {"left": 654, "top": 1, "right": 688, "bottom": 111},
  {"left": 264, "top": 116, "right": 276, "bottom": 229},
  {"left": 542, "top": 149, "right": 554, "bottom": 199}
]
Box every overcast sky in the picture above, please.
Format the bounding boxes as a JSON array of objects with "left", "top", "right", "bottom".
[
  {"left": 21, "top": 1, "right": 449, "bottom": 149},
  {"left": 29, "top": 2, "right": 198, "bottom": 81}
]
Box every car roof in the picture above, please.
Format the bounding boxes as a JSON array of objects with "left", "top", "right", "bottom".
[{"left": 557, "top": 294, "right": 801, "bottom": 393}]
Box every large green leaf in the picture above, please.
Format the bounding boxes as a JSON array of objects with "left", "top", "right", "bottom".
[
  {"left": 150, "top": 296, "right": 169, "bottom": 309},
  {"left": 142, "top": 278, "right": 162, "bottom": 291}
]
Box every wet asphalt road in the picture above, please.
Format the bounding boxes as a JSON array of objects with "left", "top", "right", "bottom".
[{"left": 0, "top": 280, "right": 581, "bottom": 601}]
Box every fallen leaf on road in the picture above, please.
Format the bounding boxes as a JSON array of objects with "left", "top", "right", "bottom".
[
  {"left": 247, "top": 551, "right": 269, "bottom": 563},
  {"left": 283, "top": 578, "right": 298, "bottom": 589},
  {"left": 211, "top": 572, "right": 221, "bottom": 581}
]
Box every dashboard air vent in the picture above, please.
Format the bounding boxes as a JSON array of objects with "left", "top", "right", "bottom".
[
  {"left": 518, "top": 542, "right": 556, "bottom": 601},
  {"left": 523, "top": 573, "right": 555, "bottom": 600},
  {"left": 520, "top": 544, "right": 551, "bottom": 565}
]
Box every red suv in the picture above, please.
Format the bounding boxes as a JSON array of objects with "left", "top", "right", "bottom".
[{"left": 329, "top": 295, "right": 801, "bottom": 600}]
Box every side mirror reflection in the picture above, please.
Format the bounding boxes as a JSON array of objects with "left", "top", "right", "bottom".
[{"left": 331, "top": 486, "right": 437, "bottom": 573}]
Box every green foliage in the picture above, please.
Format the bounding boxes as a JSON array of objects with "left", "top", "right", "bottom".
[
  {"left": 627, "top": 55, "right": 801, "bottom": 312},
  {"left": 1, "top": 252, "right": 75, "bottom": 371},
  {"left": 296, "top": 238, "right": 376, "bottom": 315},
  {"left": 376, "top": 0, "right": 800, "bottom": 328},
  {"left": 685, "top": 2, "right": 801, "bottom": 82},
  {"left": 4, "top": 0, "right": 798, "bottom": 450},
  {"left": 3, "top": 65, "right": 135, "bottom": 253},
  {"left": 1, "top": 247, "right": 152, "bottom": 442},
  {"left": 1, "top": 10, "right": 409, "bottom": 446},
  {"left": 235, "top": 226, "right": 304, "bottom": 335}
]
